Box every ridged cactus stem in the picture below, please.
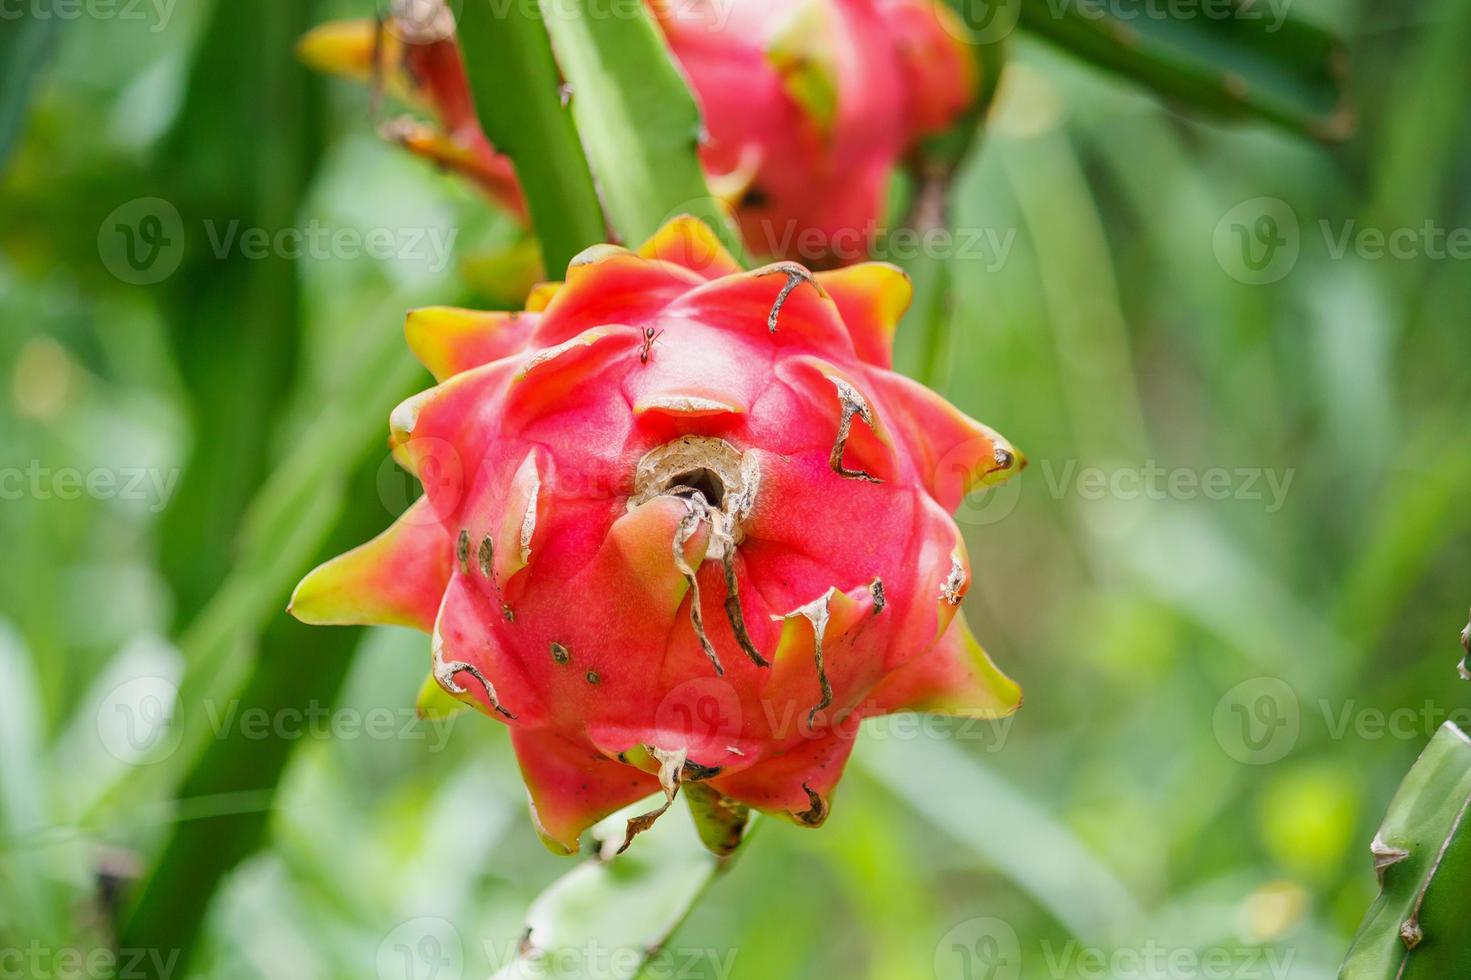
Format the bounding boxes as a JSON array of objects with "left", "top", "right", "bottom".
[{"left": 1339, "top": 719, "right": 1471, "bottom": 978}]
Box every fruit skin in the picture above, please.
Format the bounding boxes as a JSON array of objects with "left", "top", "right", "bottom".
[
  {"left": 290, "top": 216, "right": 1022, "bottom": 853},
  {"left": 297, "top": 0, "right": 978, "bottom": 266},
  {"left": 660, "top": 0, "right": 977, "bottom": 264}
]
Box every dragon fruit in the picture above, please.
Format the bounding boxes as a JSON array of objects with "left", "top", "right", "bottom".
[
  {"left": 289, "top": 216, "right": 1022, "bottom": 853},
  {"left": 297, "top": 0, "right": 976, "bottom": 266}
]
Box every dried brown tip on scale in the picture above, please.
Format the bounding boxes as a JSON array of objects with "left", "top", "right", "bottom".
[
  {"left": 640, "top": 437, "right": 769, "bottom": 672},
  {"left": 762, "top": 263, "right": 819, "bottom": 333},
  {"left": 518, "top": 473, "right": 540, "bottom": 567},
  {"left": 869, "top": 578, "right": 885, "bottom": 613},
  {"left": 681, "top": 758, "right": 723, "bottom": 781},
  {"left": 672, "top": 498, "right": 725, "bottom": 676},
  {"left": 785, "top": 591, "right": 835, "bottom": 727},
  {"left": 826, "top": 377, "right": 882, "bottom": 483},
  {"left": 939, "top": 555, "right": 966, "bottom": 606},
  {"left": 617, "top": 747, "right": 686, "bottom": 854},
  {"left": 710, "top": 514, "right": 769, "bottom": 668},
  {"left": 796, "top": 784, "right": 829, "bottom": 826},
  {"left": 1370, "top": 833, "right": 1409, "bottom": 885},
  {"left": 436, "top": 659, "right": 516, "bottom": 720},
  {"left": 1459, "top": 608, "right": 1470, "bottom": 681}
]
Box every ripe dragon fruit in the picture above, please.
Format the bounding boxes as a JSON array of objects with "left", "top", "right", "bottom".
[
  {"left": 297, "top": 0, "right": 976, "bottom": 266},
  {"left": 289, "top": 216, "right": 1023, "bottom": 853}
]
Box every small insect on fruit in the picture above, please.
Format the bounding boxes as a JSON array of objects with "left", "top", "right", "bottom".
[{"left": 639, "top": 326, "right": 664, "bottom": 364}]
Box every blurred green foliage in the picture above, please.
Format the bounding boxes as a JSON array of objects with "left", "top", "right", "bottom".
[{"left": 1, "top": 0, "right": 1469, "bottom": 977}]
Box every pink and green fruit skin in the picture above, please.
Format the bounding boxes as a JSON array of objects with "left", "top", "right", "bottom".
[
  {"left": 660, "top": 0, "right": 977, "bottom": 263},
  {"left": 298, "top": 0, "right": 977, "bottom": 266},
  {"left": 290, "top": 217, "right": 1022, "bottom": 852}
]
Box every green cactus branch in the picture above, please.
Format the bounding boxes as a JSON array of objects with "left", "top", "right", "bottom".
[
  {"left": 492, "top": 805, "right": 754, "bottom": 980},
  {"left": 1339, "top": 722, "right": 1471, "bottom": 978},
  {"left": 539, "top": 0, "right": 742, "bottom": 254},
  {"left": 1013, "top": 0, "right": 1353, "bottom": 139},
  {"left": 456, "top": 0, "right": 607, "bottom": 271},
  {"left": 0, "top": 0, "right": 63, "bottom": 169}
]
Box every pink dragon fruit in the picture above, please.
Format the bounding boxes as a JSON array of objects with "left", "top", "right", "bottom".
[
  {"left": 297, "top": 0, "right": 976, "bottom": 266},
  {"left": 290, "top": 216, "right": 1022, "bottom": 853},
  {"left": 658, "top": 0, "right": 977, "bottom": 263}
]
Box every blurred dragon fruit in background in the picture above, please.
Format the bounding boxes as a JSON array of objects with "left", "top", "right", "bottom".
[
  {"left": 298, "top": 0, "right": 977, "bottom": 266},
  {"left": 290, "top": 217, "right": 1023, "bottom": 852}
]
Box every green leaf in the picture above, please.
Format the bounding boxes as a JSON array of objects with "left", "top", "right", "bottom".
[
  {"left": 540, "top": 0, "right": 740, "bottom": 252},
  {"left": 492, "top": 803, "right": 750, "bottom": 980},
  {"left": 0, "top": 2, "right": 61, "bottom": 170},
  {"left": 856, "top": 733, "right": 1142, "bottom": 942},
  {"left": 682, "top": 782, "right": 751, "bottom": 857},
  {"left": 460, "top": 234, "right": 546, "bottom": 309},
  {"left": 1340, "top": 723, "right": 1471, "bottom": 979},
  {"left": 1014, "top": 0, "right": 1353, "bottom": 139},
  {"left": 457, "top": 0, "right": 606, "bottom": 272}
]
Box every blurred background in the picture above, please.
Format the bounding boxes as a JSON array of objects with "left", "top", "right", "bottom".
[{"left": 1, "top": 0, "right": 1469, "bottom": 977}]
